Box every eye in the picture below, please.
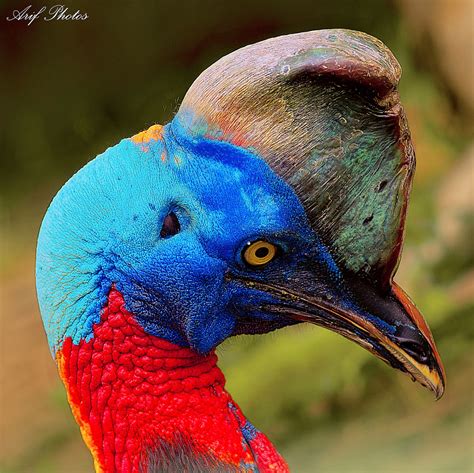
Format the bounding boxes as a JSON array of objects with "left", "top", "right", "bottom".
[
  {"left": 243, "top": 240, "right": 278, "bottom": 266},
  {"left": 160, "top": 212, "right": 180, "bottom": 238}
]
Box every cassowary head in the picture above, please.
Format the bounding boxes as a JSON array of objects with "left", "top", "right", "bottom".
[
  {"left": 36, "top": 30, "right": 446, "bottom": 472},
  {"left": 37, "top": 29, "right": 444, "bottom": 417}
]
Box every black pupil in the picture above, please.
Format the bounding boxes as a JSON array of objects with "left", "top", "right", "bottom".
[
  {"left": 160, "top": 212, "right": 180, "bottom": 238},
  {"left": 255, "top": 246, "right": 269, "bottom": 259}
]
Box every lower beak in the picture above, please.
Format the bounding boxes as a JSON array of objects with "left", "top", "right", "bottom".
[{"left": 238, "top": 273, "right": 445, "bottom": 399}]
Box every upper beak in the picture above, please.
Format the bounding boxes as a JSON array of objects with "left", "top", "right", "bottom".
[{"left": 236, "top": 267, "right": 445, "bottom": 399}]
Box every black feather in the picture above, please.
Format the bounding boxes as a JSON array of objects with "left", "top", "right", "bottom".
[{"left": 139, "top": 434, "right": 242, "bottom": 473}]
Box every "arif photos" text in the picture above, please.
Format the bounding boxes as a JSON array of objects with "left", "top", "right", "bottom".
[{"left": 6, "top": 5, "right": 88, "bottom": 26}]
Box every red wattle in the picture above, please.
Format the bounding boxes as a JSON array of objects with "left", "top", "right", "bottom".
[{"left": 56, "top": 288, "right": 288, "bottom": 472}]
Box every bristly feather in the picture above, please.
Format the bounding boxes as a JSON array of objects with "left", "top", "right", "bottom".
[{"left": 140, "top": 434, "right": 243, "bottom": 473}]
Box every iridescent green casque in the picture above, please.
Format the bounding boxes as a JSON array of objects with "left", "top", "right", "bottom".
[{"left": 176, "top": 29, "right": 413, "bottom": 289}]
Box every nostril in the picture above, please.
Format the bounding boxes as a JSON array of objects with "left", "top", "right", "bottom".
[{"left": 399, "top": 340, "right": 429, "bottom": 364}]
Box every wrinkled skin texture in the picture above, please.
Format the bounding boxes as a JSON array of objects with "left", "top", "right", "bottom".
[{"left": 57, "top": 288, "right": 286, "bottom": 472}]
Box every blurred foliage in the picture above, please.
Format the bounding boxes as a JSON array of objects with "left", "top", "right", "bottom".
[{"left": 1, "top": 0, "right": 473, "bottom": 472}]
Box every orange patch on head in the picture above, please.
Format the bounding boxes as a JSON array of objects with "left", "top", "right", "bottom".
[{"left": 131, "top": 124, "right": 164, "bottom": 152}]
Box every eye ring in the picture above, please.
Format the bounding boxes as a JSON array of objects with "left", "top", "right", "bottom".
[{"left": 243, "top": 240, "right": 277, "bottom": 266}]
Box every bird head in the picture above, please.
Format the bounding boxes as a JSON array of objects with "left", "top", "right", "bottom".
[{"left": 36, "top": 30, "right": 445, "bottom": 399}]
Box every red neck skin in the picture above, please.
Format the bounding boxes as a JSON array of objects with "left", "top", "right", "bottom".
[{"left": 56, "top": 288, "right": 288, "bottom": 472}]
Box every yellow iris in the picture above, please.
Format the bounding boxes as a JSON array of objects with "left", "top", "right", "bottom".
[{"left": 243, "top": 241, "right": 277, "bottom": 266}]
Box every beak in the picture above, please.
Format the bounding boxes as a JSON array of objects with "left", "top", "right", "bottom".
[{"left": 235, "top": 266, "right": 445, "bottom": 399}]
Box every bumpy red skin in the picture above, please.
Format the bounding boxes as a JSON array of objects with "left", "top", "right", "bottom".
[{"left": 57, "top": 288, "right": 289, "bottom": 472}]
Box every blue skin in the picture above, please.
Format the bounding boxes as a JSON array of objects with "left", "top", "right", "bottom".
[{"left": 36, "top": 118, "right": 390, "bottom": 356}]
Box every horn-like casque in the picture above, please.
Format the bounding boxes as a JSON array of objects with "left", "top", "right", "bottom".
[{"left": 176, "top": 29, "right": 414, "bottom": 290}]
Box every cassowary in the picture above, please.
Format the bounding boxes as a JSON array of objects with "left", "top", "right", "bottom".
[{"left": 36, "top": 30, "right": 445, "bottom": 472}]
